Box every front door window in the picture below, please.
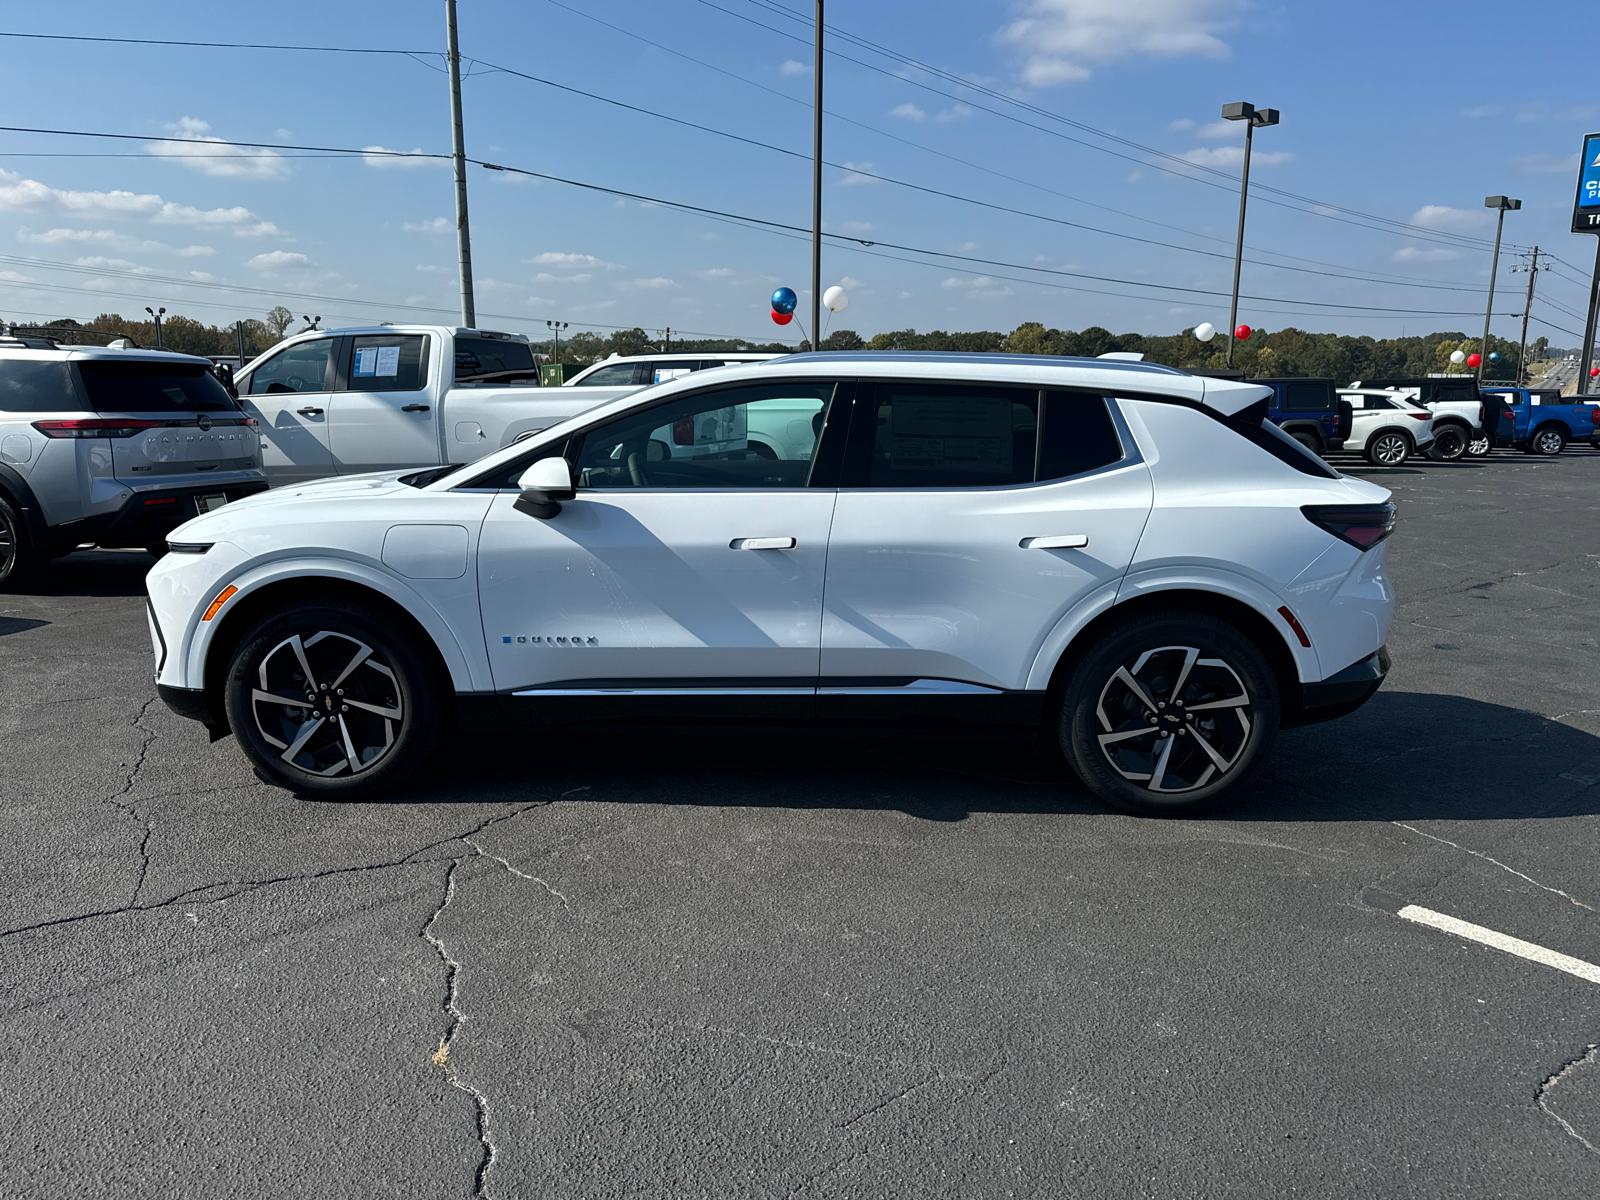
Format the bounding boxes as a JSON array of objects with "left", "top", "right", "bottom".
[{"left": 241, "top": 338, "right": 337, "bottom": 485}]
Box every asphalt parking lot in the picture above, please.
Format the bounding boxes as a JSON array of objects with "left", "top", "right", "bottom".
[{"left": 2, "top": 448, "right": 1598, "bottom": 1199}]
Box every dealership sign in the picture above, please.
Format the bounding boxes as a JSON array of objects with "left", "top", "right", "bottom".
[{"left": 1574, "top": 132, "right": 1600, "bottom": 233}]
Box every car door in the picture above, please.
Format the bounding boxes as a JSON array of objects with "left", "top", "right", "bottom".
[
  {"left": 1348, "top": 393, "right": 1393, "bottom": 447},
  {"left": 327, "top": 332, "right": 439, "bottom": 475},
  {"left": 475, "top": 379, "right": 846, "bottom": 723},
  {"left": 239, "top": 337, "right": 338, "bottom": 485},
  {"left": 818, "top": 381, "right": 1151, "bottom": 710}
]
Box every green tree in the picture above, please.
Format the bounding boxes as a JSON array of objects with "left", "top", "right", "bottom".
[
  {"left": 820, "top": 329, "right": 864, "bottom": 350},
  {"left": 265, "top": 306, "right": 294, "bottom": 341}
]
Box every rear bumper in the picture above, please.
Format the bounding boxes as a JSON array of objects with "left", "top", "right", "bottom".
[
  {"left": 60, "top": 480, "right": 267, "bottom": 550},
  {"left": 1286, "top": 646, "right": 1389, "bottom": 727}
]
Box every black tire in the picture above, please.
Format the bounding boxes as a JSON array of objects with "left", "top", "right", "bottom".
[
  {"left": 0, "top": 494, "right": 46, "bottom": 593},
  {"left": 1528, "top": 425, "right": 1567, "bottom": 457},
  {"left": 223, "top": 598, "right": 446, "bottom": 798},
  {"left": 1055, "top": 610, "right": 1280, "bottom": 817},
  {"left": 1428, "top": 424, "right": 1468, "bottom": 462},
  {"left": 1289, "top": 431, "right": 1322, "bottom": 455},
  {"left": 1364, "top": 430, "right": 1411, "bottom": 466}
]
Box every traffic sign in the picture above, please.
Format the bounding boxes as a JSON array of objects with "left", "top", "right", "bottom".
[{"left": 1573, "top": 132, "right": 1600, "bottom": 233}]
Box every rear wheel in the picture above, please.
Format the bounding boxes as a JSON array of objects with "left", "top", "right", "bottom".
[
  {"left": 1428, "top": 424, "right": 1468, "bottom": 461},
  {"left": 1289, "top": 431, "right": 1322, "bottom": 455},
  {"left": 1465, "top": 433, "right": 1492, "bottom": 457},
  {"left": 1056, "top": 611, "right": 1280, "bottom": 816},
  {"left": 223, "top": 599, "right": 446, "bottom": 798},
  {"left": 1364, "top": 431, "right": 1411, "bottom": 466},
  {"left": 1529, "top": 426, "right": 1567, "bottom": 456},
  {"left": 0, "top": 495, "right": 45, "bottom": 593}
]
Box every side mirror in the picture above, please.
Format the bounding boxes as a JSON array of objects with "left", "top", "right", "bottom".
[{"left": 514, "top": 456, "right": 575, "bottom": 519}]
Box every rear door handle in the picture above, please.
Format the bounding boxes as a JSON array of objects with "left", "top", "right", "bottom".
[
  {"left": 296, "top": 406, "right": 324, "bottom": 416},
  {"left": 1021, "top": 534, "right": 1088, "bottom": 549},
  {"left": 402, "top": 404, "right": 431, "bottom": 413},
  {"left": 730, "top": 537, "right": 797, "bottom": 550}
]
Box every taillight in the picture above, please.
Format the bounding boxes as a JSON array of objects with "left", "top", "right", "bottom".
[
  {"left": 33, "top": 418, "right": 164, "bottom": 439},
  {"left": 1407, "top": 413, "right": 1430, "bottom": 421},
  {"left": 1301, "top": 502, "right": 1397, "bottom": 551},
  {"left": 1502, "top": 410, "right": 1515, "bottom": 421},
  {"left": 1591, "top": 407, "right": 1599, "bottom": 427}
]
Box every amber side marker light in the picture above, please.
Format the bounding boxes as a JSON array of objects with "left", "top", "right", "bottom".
[{"left": 201, "top": 585, "right": 238, "bottom": 622}]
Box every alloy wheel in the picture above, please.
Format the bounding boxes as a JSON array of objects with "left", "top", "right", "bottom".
[
  {"left": 1093, "top": 645, "right": 1253, "bottom": 794},
  {"left": 1466, "top": 435, "right": 1491, "bottom": 457},
  {"left": 1534, "top": 429, "right": 1565, "bottom": 455},
  {"left": 1372, "top": 434, "right": 1408, "bottom": 465},
  {"left": 250, "top": 630, "right": 404, "bottom": 776}
]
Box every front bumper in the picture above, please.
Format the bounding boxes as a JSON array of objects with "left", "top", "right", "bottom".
[
  {"left": 157, "top": 682, "right": 230, "bottom": 740},
  {"left": 1288, "top": 645, "right": 1389, "bottom": 727}
]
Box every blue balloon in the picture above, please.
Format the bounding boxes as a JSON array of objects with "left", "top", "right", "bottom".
[
  {"left": 1488, "top": 351, "right": 1501, "bottom": 363},
  {"left": 771, "top": 286, "right": 797, "bottom": 315}
]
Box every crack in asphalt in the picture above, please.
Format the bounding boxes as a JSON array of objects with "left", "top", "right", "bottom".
[
  {"left": 462, "top": 837, "right": 571, "bottom": 910},
  {"left": 1391, "top": 822, "right": 1595, "bottom": 911},
  {"left": 1537, "top": 1044, "right": 1600, "bottom": 1157},
  {"left": 103, "top": 698, "right": 161, "bottom": 906}
]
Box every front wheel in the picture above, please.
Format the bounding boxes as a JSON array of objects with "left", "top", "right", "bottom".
[
  {"left": 0, "top": 495, "right": 45, "bottom": 593},
  {"left": 1465, "top": 433, "right": 1492, "bottom": 457},
  {"left": 1428, "top": 425, "right": 1468, "bottom": 462},
  {"left": 1056, "top": 611, "right": 1280, "bottom": 816},
  {"left": 223, "top": 599, "right": 446, "bottom": 798},
  {"left": 1364, "top": 431, "right": 1411, "bottom": 466},
  {"left": 1529, "top": 426, "right": 1567, "bottom": 457}
]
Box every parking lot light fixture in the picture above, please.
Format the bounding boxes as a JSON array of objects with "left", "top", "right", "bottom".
[
  {"left": 1479, "top": 196, "right": 1520, "bottom": 383},
  {"left": 1221, "top": 103, "right": 1279, "bottom": 368}
]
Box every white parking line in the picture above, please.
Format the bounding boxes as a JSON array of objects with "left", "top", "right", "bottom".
[{"left": 1398, "top": 905, "right": 1600, "bottom": 986}]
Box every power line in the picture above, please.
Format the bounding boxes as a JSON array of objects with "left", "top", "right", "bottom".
[{"left": 0, "top": 29, "right": 432, "bottom": 55}]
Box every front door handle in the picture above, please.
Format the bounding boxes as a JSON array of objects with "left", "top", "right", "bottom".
[
  {"left": 1021, "top": 534, "right": 1089, "bottom": 549},
  {"left": 402, "top": 404, "right": 431, "bottom": 413},
  {"left": 730, "top": 537, "right": 797, "bottom": 550},
  {"left": 296, "top": 406, "right": 324, "bottom": 416}
]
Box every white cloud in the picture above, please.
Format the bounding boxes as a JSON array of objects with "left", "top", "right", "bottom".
[
  {"left": 403, "top": 217, "right": 453, "bottom": 233},
  {"left": 1194, "top": 120, "right": 1237, "bottom": 140},
  {"left": 890, "top": 103, "right": 928, "bottom": 122},
  {"left": 476, "top": 277, "right": 526, "bottom": 291},
  {"left": 1168, "top": 118, "right": 1196, "bottom": 131},
  {"left": 1000, "top": 0, "right": 1237, "bottom": 87},
  {"left": 1392, "top": 246, "right": 1461, "bottom": 263},
  {"left": 73, "top": 256, "right": 148, "bottom": 273},
  {"left": 416, "top": 264, "right": 446, "bottom": 273},
  {"left": 248, "top": 250, "right": 309, "bottom": 271},
  {"left": 838, "top": 276, "right": 864, "bottom": 289},
  {"left": 1411, "top": 204, "right": 1489, "bottom": 230},
  {"left": 528, "top": 251, "right": 617, "bottom": 268},
  {"left": 940, "top": 275, "right": 1014, "bottom": 299},
  {"left": 837, "top": 220, "right": 874, "bottom": 235},
  {"left": 362, "top": 146, "right": 442, "bottom": 169},
  {"left": 626, "top": 277, "right": 678, "bottom": 289},
  {"left": 837, "top": 162, "right": 879, "bottom": 186},
  {"left": 405, "top": 294, "right": 426, "bottom": 305},
  {"left": 148, "top": 117, "right": 288, "bottom": 180},
  {"left": 1514, "top": 152, "right": 1580, "bottom": 174},
  {"left": 15, "top": 227, "right": 215, "bottom": 257},
  {"left": 937, "top": 104, "right": 974, "bottom": 122},
  {"left": 780, "top": 59, "right": 809, "bottom": 76},
  {"left": 189, "top": 270, "right": 216, "bottom": 282},
  {"left": 533, "top": 272, "right": 593, "bottom": 284},
  {"left": 0, "top": 270, "right": 35, "bottom": 283},
  {"left": 1181, "top": 146, "right": 1294, "bottom": 167},
  {"left": 1127, "top": 170, "right": 1144, "bottom": 182},
  {"left": 0, "top": 169, "right": 281, "bottom": 236}
]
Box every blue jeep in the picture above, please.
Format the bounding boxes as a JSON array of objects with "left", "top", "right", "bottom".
[{"left": 1251, "top": 378, "right": 1350, "bottom": 455}]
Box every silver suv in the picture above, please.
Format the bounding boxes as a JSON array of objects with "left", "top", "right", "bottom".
[{"left": 0, "top": 339, "right": 266, "bottom": 590}]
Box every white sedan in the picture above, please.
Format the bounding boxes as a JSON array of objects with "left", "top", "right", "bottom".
[{"left": 147, "top": 353, "right": 1396, "bottom": 816}]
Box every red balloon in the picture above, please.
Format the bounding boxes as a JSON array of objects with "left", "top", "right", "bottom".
[
  {"left": 1465, "top": 353, "right": 1481, "bottom": 368},
  {"left": 1234, "top": 324, "right": 1252, "bottom": 341},
  {"left": 771, "top": 308, "right": 793, "bottom": 326},
  {"left": 1591, "top": 366, "right": 1599, "bottom": 378}
]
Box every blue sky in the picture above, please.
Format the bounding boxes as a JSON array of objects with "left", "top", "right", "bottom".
[{"left": 0, "top": 0, "right": 1594, "bottom": 347}]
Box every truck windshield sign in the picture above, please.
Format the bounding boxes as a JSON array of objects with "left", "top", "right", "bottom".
[{"left": 1574, "top": 132, "right": 1600, "bottom": 233}]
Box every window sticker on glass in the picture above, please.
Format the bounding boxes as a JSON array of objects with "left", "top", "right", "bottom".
[
  {"left": 890, "top": 396, "right": 1012, "bottom": 471},
  {"left": 654, "top": 366, "right": 693, "bottom": 383},
  {"left": 354, "top": 347, "right": 378, "bottom": 377},
  {"left": 658, "top": 404, "right": 748, "bottom": 456},
  {"left": 375, "top": 345, "right": 400, "bottom": 377}
]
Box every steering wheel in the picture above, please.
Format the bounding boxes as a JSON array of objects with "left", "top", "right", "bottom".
[
  {"left": 284, "top": 374, "right": 313, "bottom": 392},
  {"left": 626, "top": 451, "right": 651, "bottom": 487}
]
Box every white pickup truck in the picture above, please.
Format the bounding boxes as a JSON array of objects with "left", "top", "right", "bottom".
[{"left": 237, "top": 325, "right": 641, "bottom": 485}]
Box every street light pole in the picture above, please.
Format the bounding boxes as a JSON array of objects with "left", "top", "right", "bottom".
[
  {"left": 1580, "top": 238, "right": 1600, "bottom": 396},
  {"left": 1220, "top": 102, "right": 1278, "bottom": 368},
  {"left": 810, "top": 0, "right": 823, "bottom": 351},
  {"left": 1478, "top": 195, "right": 1519, "bottom": 384},
  {"left": 144, "top": 306, "right": 164, "bottom": 348},
  {"left": 445, "top": 0, "right": 476, "bottom": 329}
]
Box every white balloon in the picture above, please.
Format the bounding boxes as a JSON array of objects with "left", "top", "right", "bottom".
[
  {"left": 1449, "top": 349, "right": 1466, "bottom": 364},
  {"left": 823, "top": 285, "right": 849, "bottom": 313},
  {"left": 1193, "top": 322, "right": 1216, "bottom": 343}
]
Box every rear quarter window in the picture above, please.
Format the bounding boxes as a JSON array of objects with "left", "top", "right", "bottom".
[
  {"left": 75, "top": 360, "right": 238, "bottom": 413},
  {"left": 0, "top": 358, "right": 80, "bottom": 413},
  {"left": 1280, "top": 381, "right": 1333, "bottom": 412}
]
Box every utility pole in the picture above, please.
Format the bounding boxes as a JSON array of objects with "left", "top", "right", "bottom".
[
  {"left": 1220, "top": 102, "right": 1279, "bottom": 368},
  {"left": 1515, "top": 247, "right": 1539, "bottom": 385},
  {"left": 810, "top": 0, "right": 823, "bottom": 351},
  {"left": 445, "top": 0, "right": 476, "bottom": 329},
  {"left": 235, "top": 319, "right": 247, "bottom": 367},
  {"left": 1478, "top": 195, "right": 1520, "bottom": 384}
]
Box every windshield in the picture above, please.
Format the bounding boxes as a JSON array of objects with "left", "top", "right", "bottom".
[
  {"left": 456, "top": 337, "right": 536, "bottom": 380},
  {"left": 76, "top": 359, "right": 239, "bottom": 413}
]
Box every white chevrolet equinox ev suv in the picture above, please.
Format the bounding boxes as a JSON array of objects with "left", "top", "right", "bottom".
[{"left": 147, "top": 353, "right": 1396, "bottom": 816}]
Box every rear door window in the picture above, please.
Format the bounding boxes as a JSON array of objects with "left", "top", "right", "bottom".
[
  {"left": 247, "top": 339, "right": 336, "bottom": 395},
  {"left": 1037, "top": 391, "right": 1125, "bottom": 481},
  {"left": 0, "top": 359, "right": 79, "bottom": 412},
  {"left": 1281, "top": 382, "right": 1332, "bottom": 412},
  {"left": 572, "top": 362, "right": 638, "bottom": 387},
  {"left": 344, "top": 334, "right": 429, "bottom": 392},
  {"left": 455, "top": 337, "right": 535, "bottom": 380},
  {"left": 852, "top": 383, "right": 1038, "bottom": 488},
  {"left": 77, "top": 360, "right": 239, "bottom": 412}
]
